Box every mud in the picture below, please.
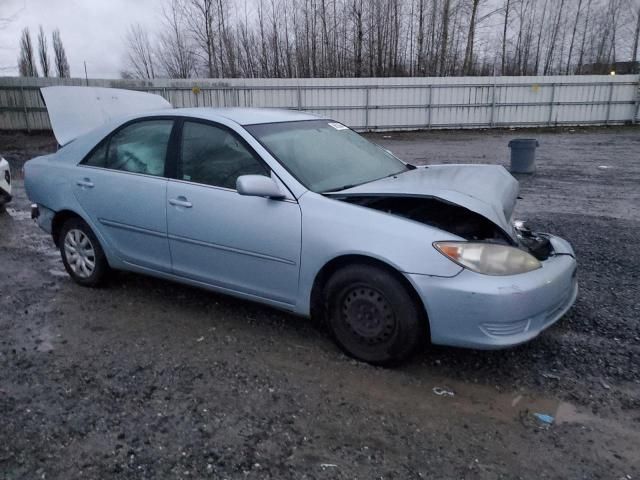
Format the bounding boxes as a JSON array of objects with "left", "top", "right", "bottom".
[{"left": 1, "top": 127, "right": 639, "bottom": 479}]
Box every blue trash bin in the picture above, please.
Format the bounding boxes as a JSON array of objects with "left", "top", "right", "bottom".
[{"left": 508, "top": 139, "right": 539, "bottom": 173}]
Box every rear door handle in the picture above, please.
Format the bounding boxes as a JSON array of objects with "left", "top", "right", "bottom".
[
  {"left": 76, "top": 178, "right": 94, "bottom": 188},
  {"left": 168, "top": 197, "right": 192, "bottom": 208}
]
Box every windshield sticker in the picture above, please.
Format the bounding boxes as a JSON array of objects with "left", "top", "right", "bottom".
[{"left": 328, "top": 122, "right": 348, "bottom": 130}]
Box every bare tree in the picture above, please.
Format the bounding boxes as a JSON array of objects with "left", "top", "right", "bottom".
[
  {"left": 183, "top": 0, "right": 217, "bottom": 77},
  {"left": 18, "top": 27, "right": 38, "bottom": 77},
  {"left": 576, "top": 0, "right": 592, "bottom": 73},
  {"left": 351, "top": 0, "right": 365, "bottom": 76},
  {"left": 543, "top": 0, "right": 565, "bottom": 74},
  {"left": 439, "top": 0, "right": 451, "bottom": 75},
  {"left": 52, "top": 29, "right": 70, "bottom": 77},
  {"left": 157, "top": 0, "right": 196, "bottom": 78},
  {"left": 565, "top": 0, "right": 583, "bottom": 74},
  {"left": 237, "top": 0, "right": 258, "bottom": 77},
  {"left": 124, "top": 0, "right": 640, "bottom": 79},
  {"left": 501, "top": 0, "right": 510, "bottom": 75},
  {"left": 217, "top": 0, "right": 237, "bottom": 77},
  {"left": 124, "top": 24, "right": 157, "bottom": 79},
  {"left": 463, "top": 0, "right": 481, "bottom": 75},
  {"left": 37, "top": 25, "right": 50, "bottom": 77}
]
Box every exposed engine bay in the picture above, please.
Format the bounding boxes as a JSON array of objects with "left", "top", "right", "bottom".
[
  {"left": 337, "top": 195, "right": 553, "bottom": 261},
  {"left": 512, "top": 220, "right": 553, "bottom": 261}
]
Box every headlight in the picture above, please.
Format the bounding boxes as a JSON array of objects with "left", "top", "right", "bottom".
[{"left": 434, "top": 241, "right": 541, "bottom": 276}]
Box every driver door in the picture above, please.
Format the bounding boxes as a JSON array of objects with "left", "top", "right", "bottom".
[{"left": 166, "top": 120, "right": 302, "bottom": 307}]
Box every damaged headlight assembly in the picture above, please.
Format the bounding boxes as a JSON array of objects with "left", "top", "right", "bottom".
[{"left": 433, "top": 241, "right": 541, "bottom": 276}]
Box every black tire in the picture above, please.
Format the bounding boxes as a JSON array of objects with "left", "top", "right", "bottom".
[
  {"left": 58, "top": 217, "right": 109, "bottom": 287},
  {"left": 324, "top": 264, "right": 425, "bottom": 366}
]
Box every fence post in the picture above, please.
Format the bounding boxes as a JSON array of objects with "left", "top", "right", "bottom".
[
  {"left": 548, "top": 83, "right": 556, "bottom": 126},
  {"left": 364, "top": 86, "right": 370, "bottom": 131},
  {"left": 490, "top": 83, "right": 497, "bottom": 127},
  {"left": 427, "top": 85, "right": 432, "bottom": 129},
  {"left": 634, "top": 78, "right": 640, "bottom": 124},
  {"left": 20, "top": 86, "right": 31, "bottom": 133},
  {"left": 605, "top": 81, "right": 614, "bottom": 125},
  {"left": 297, "top": 85, "right": 302, "bottom": 110}
]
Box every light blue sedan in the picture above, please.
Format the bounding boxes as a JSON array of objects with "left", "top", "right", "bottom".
[{"left": 25, "top": 87, "right": 577, "bottom": 365}]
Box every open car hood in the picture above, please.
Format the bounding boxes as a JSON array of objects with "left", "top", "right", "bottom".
[
  {"left": 41, "top": 86, "right": 173, "bottom": 146},
  {"left": 330, "top": 164, "right": 519, "bottom": 238}
]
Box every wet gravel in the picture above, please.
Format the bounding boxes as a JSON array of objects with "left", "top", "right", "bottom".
[{"left": 1, "top": 127, "right": 639, "bottom": 479}]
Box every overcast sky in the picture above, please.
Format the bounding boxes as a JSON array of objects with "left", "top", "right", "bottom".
[{"left": 0, "top": 0, "right": 159, "bottom": 78}]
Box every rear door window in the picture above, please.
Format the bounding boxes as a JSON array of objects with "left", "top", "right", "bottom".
[{"left": 105, "top": 120, "right": 174, "bottom": 176}]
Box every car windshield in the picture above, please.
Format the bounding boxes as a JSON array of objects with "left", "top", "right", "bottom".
[{"left": 245, "top": 120, "right": 409, "bottom": 193}]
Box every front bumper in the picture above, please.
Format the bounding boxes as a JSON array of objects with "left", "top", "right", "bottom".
[{"left": 408, "top": 235, "right": 578, "bottom": 349}]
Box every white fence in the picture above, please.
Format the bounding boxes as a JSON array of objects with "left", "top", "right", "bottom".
[{"left": 0, "top": 75, "right": 638, "bottom": 132}]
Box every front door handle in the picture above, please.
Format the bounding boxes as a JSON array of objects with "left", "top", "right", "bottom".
[
  {"left": 76, "top": 178, "right": 94, "bottom": 188},
  {"left": 168, "top": 196, "right": 192, "bottom": 208}
]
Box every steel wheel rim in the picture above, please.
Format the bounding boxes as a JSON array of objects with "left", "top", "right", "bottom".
[
  {"left": 341, "top": 286, "right": 396, "bottom": 345},
  {"left": 63, "top": 229, "right": 96, "bottom": 278}
]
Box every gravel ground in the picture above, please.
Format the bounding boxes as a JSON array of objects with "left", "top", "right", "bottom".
[{"left": 1, "top": 126, "right": 639, "bottom": 479}]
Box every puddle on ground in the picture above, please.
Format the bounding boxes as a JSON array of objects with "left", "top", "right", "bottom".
[
  {"left": 413, "top": 377, "right": 637, "bottom": 437},
  {"left": 265, "top": 352, "right": 640, "bottom": 443}
]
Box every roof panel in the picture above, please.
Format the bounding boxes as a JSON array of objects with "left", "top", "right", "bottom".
[{"left": 173, "top": 107, "right": 324, "bottom": 125}]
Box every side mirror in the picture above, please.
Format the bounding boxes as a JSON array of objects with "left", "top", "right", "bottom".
[{"left": 236, "top": 175, "right": 285, "bottom": 199}]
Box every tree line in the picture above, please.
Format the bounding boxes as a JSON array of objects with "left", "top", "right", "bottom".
[
  {"left": 122, "top": 0, "right": 640, "bottom": 79},
  {"left": 17, "top": 26, "right": 70, "bottom": 78}
]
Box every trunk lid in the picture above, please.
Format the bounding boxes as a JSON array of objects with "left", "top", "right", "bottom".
[{"left": 41, "top": 86, "right": 172, "bottom": 146}]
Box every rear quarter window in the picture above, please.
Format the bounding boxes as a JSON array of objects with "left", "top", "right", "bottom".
[{"left": 82, "top": 141, "right": 108, "bottom": 167}]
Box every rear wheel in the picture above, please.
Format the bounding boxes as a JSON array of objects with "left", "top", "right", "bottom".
[
  {"left": 59, "top": 218, "right": 109, "bottom": 286},
  {"left": 324, "top": 264, "right": 425, "bottom": 365}
]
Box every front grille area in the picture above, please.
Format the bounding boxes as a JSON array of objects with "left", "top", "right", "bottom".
[
  {"left": 480, "top": 319, "right": 530, "bottom": 337},
  {"left": 480, "top": 278, "right": 577, "bottom": 339}
]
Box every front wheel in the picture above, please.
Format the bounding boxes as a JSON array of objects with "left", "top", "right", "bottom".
[
  {"left": 59, "top": 217, "right": 109, "bottom": 287},
  {"left": 324, "top": 264, "right": 425, "bottom": 365}
]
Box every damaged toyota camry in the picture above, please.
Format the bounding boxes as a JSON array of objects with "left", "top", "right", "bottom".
[{"left": 25, "top": 87, "right": 577, "bottom": 365}]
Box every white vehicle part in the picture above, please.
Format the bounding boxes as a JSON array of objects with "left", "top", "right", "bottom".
[
  {"left": 0, "top": 157, "right": 12, "bottom": 205},
  {"left": 41, "top": 86, "right": 173, "bottom": 146}
]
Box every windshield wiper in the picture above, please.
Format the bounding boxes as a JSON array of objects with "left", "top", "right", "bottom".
[
  {"left": 386, "top": 167, "right": 412, "bottom": 178},
  {"left": 322, "top": 168, "right": 411, "bottom": 194},
  {"left": 321, "top": 184, "right": 357, "bottom": 193}
]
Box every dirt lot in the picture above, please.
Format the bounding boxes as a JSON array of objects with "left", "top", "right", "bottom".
[{"left": 1, "top": 126, "right": 639, "bottom": 479}]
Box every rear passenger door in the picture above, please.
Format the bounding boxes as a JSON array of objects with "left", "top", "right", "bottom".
[
  {"left": 166, "top": 120, "right": 302, "bottom": 307},
  {"left": 74, "top": 118, "right": 175, "bottom": 273}
]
